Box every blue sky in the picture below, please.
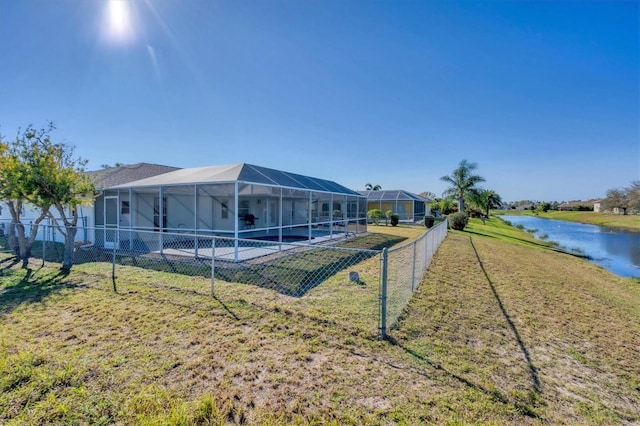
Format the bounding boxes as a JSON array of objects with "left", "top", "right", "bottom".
[{"left": 1, "top": 0, "right": 638, "bottom": 202}]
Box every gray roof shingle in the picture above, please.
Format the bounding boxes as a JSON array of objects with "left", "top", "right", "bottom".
[{"left": 87, "top": 163, "right": 180, "bottom": 189}]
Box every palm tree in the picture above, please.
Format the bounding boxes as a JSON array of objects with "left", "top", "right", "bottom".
[
  {"left": 365, "top": 183, "right": 382, "bottom": 191},
  {"left": 440, "top": 160, "right": 485, "bottom": 213},
  {"left": 470, "top": 189, "right": 502, "bottom": 218}
]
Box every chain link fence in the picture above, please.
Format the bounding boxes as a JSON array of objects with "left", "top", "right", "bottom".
[
  {"left": 380, "top": 219, "right": 448, "bottom": 336},
  {"left": 0, "top": 219, "right": 447, "bottom": 337}
]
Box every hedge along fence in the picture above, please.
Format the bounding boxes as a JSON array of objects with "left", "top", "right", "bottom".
[{"left": 0, "top": 220, "right": 448, "bottom": 338}]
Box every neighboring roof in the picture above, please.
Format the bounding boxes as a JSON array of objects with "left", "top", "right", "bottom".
[
  {"left": 557, "top": 199, "right": 600, "bottom": 209},
  {"left": 358, "top": 190, "right": 430, "bottom": 202},
  {"left": 87, "top": 163, "right": 181, "bottom": 189},
  {"left": 111, "top": 163, "right": 362, "bottom": 196}
]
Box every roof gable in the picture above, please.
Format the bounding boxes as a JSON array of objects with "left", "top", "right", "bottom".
[{"left": 87, "top": 163, "right": 180, "bottom": 189}]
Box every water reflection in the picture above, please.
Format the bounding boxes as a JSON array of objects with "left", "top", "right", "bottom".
[
  {"left": 601, "top": 230, "right": 640, "bottom": 266},
  {"left": 499, "top": 215, "right": 640, "bottom": 278}
]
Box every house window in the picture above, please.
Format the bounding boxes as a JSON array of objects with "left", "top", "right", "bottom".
[
  {"left": 221, "top": 200, "right": 229, "bottom": 219},
  {"left": 153, "top": 196, "right": 167, "bottom": 231},
  {"left": 121, "top": 201, "right": 130, "bottom": 214}
]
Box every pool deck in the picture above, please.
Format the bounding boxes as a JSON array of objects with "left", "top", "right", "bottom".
[{"left": 156, "top": 232, "right": 353, "bottom": 262}]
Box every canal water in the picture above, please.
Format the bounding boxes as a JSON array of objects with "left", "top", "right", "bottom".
[{"left": 499, "top": 215, "right": 640, "bottom": 278}]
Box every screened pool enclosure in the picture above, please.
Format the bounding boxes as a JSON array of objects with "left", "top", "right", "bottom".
[
  {"left": 93, "top": 163, "right": 368, "bottom": 256},
  {"left": 359, "top": 190, "right": 430, "bottom": 222}
]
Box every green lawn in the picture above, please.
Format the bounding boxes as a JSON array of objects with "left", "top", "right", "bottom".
[{"left": 1, "top": 219, "right": 638, "bottom": 424}]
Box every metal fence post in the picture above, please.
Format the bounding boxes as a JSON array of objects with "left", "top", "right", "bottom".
[
  {"left": 424, "top": 228, "right": 429, "bottom": 267},
  {"left": 42, "top": 228, "right": 46, "bottom": 266},
  {"left": 411, "top": 240, "right": 417, "bottom": 292},
  {"left": 379, "top": 247, "right": 388, "bottom": 339},
  {"left": 211, "top": 237, "right": 216, "bottom": 296},
  {"left": 111, "top": 243, "right": 117, "bottom": 292}
]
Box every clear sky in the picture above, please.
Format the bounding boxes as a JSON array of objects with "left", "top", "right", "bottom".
[{"left": 1, "top": 0, "right": 638, "bottom": 202}]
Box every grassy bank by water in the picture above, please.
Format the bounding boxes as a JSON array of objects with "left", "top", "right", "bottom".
[
  {"left": 494, "top": 209, "right": 640, "bottom": 231},
  {"left": 1, "top": 220, "right": 639, "bottom": 424}
]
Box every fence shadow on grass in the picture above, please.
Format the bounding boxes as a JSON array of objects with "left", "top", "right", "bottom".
[
  {"left": 468, "top": 236, "right": 542, "bottom": 394},
  {"left": 386, "top": 336, "right": 543, "bottom": 420}
]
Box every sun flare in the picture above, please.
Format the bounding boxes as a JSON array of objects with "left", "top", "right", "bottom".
[{"left": 102, "top": 0, "right": 136, "bottom": 45}]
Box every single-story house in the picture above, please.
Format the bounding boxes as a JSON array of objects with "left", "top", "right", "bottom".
[
  {"left": 358, "top": 190, "right": 431, "bottom": 222},
  {"left": 515, "top": 203, "right": 535, "bottom": 211},
  {"left": 93, "top": 163, "right": 368, "bottom": 253},
  {"left": 557, "top": 199, "right": 598, "bottom": 211}
]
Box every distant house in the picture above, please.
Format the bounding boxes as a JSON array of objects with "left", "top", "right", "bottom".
[
  {"left": 358, "top": 190, "right": 431, "bottom": 222},
  {"left": 557, "top": 199, "right": 598, "bottom": 211},
  {"left": 515, "top": 203, "right": 534, "bottom": 211},
  {"left": 595, "top": 202, "right": 635, "bottom": 215}
]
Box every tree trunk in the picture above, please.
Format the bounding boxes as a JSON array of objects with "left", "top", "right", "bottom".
[
  {"left": 15, "top": 223, "right": 30, "bottom": 267},
  {"left": 54, "top": 205, "right": 80, "bottom": 272},
  {"left": 7, "top": 223, "right": 18, "bottom": 256},
  {"left": 6, "top": 202, "right": 30, "bottom": 266},
  {"left": 6, "top": 202, "right": 49, "bottom": 267},
  {"left": 61, "top": 225, "right": 77, "bottom": 272}
]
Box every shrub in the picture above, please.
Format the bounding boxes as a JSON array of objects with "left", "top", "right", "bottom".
[
  {"left": 390, "top": 214, "right": 399, "bottom": 226},
  {"left": 449, "top": 212, "right": 469, "bottom": 231},
  {"left": 367, "top": 209, "right": 383, "bottom": 225},
  {"left": 466, "top": 206, "right": 483, "bottom": 218},
  {"left": 424, "top": 215, "right": 435, "bottom": 228},
  {"left": 385, "top": 209, "right": 393, "bottom": 226}
]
